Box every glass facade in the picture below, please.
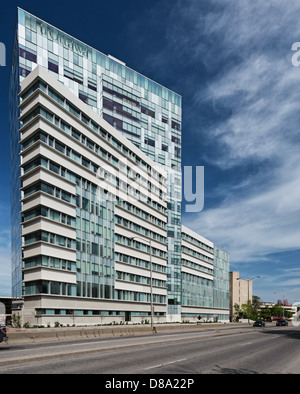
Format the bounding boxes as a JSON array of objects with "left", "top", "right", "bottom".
[
  {"left": 9, "top": 25, "right": 22, "bottom": 298},
  {"left": 213, "top": 245, "right": 230, "bottom": 311},
  {"left": 75, "top": 186, "right": 115, "bottom": 300},
  {"left": 10, "top": 9, "right": 182, "bottom": 317},
  {"left": 181, "top": 273, "right": 214, "bottom": 308}
]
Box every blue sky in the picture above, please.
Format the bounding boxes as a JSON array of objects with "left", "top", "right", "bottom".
[{"left": 0, "top": 0, "right": 299, "bottom": 304}]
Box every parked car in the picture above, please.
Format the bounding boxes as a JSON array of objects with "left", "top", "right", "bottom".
[
  {"left": 276, "top": 320, "right": 288, "bottom": 326},
  {"left": 253, "top": 320, "right": 265, "bottom": 327},
  {"left": 0, "top": 325, "right": 7, "bottom": 343}
]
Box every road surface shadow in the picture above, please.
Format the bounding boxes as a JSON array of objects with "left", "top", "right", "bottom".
[
  {"left": 210, "top": 365, "right": 262, "bottom": 374},
  {"left": 261, "top": 327, "right": 300, "bottom": 339}
]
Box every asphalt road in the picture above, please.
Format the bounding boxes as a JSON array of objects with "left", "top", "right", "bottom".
[{"left": 0, "top": 325, "right": 299, "bottom": 374}]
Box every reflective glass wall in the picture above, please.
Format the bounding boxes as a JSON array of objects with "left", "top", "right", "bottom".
[{"left": 213, "top": 245, "right": 230, "bottom": 317}]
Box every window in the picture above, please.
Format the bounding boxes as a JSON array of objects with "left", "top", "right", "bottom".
[
  {"left": 82, "top": 157, "right": 90, "bottom": 169},
  {"left": 50, "top": 162, "right": 60, "bottom": 174},
  {"left": 19, "top": 46, "right": 37, "bottom": 63},
  {"left": 40, "top": 281, "right": 48, "bottom": 294},
  {"left": 55, "top": 141, "right": 65, "bottom": 154},
  {"left": 48, "top": 60, "right": 59, "bottom": 74},
  {"left": 82, "top": 197, "right": 90, "bottom": 211},
  {"left": 61, "top": 191, "right": 71, "bottom": 203},
  {"left": 66, "top": 102, "right": 80, "bottom": 118},
  {"left": 141, "top": 105, "right": 155, "bottom": 118},
  {"left": 171, "top": 120, "right": 181, "bottom": 131},
  {"left": 20, "top": 66, "right": 31, "bottom": 78},
  {"left": 56, "top": 236, "right": 66, "bottom": 247},
  {"left": 175, "top": 147, "right": 181, "bottom": 158},
  {"left": 79, "top": 91, "right": 97, "bottom": 107},
  {"left": 145, "top": 138, "right": 155, "bottom": 147},
  {"left": 41, "top": 182, "right": 54, "bottom": 195},
  {"left": 23, "top": 157, "right": 44, "bottom": 174},
  {"left": 50, "top": 282, "right": 60, "bottom": 295},
  {"left": 82, "top": 218, "right": 90, "bottom": 233},
  {"left": 71, "top": 151, "right": 81, "bottom": 163},
  {"left": 64, "top": 67, "right": 83, "bottom": 84},
  {"left": 88, "top": 78, "right": 97, "bottom": 91},
  {"left": 49, "top": 209, "right": 60, "bottom": 222},
  {"left": 92, "top": 243, "right": 99, "bottom": 255},
  {"left": 41, "top": 231, "right": 48, "bottom": 242},
  {"left": 171, "top": 136, "right": 181, "bottom": 144},
  {"left": 72, "top": 129, "right": 81, "bottom": 141},
  {"left": 61, "top": 121, "right": 70, "bottom": 134},
  {"left": 48, "top": 88, "right": 64, "bottom": 105},
  {"left": 81, "top": 114, "right": 90, "bottom": 125},
  {"left": 79, "top": 92, "right": 88, "bottom": 104}
]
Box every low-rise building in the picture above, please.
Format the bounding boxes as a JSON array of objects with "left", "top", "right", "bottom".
[{"left": 181, "top": 226, "right": 230, "bottom": 323}]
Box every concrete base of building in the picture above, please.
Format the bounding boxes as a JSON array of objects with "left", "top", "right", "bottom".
[
  {"left": 166, "top": 314, "right": 181, "bottom": 323},
  {"left": 11, "top": 299, "right": 229, "bottom": 327}
]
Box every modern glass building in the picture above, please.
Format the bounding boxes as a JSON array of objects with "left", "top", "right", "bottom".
[
  {"left": 9, "top": 8, "right": 229, "bottom": 325},
  {"left": 10, "top": 8, "right": 182, "bottom": 320}
]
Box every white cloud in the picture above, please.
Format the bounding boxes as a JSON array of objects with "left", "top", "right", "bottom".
[
  {"left": 183, "top": 158, "right": 300, "bottom": 263},
  {"left": 178, "top": 1, "right": 300, "bottom": 270},
  {"left": 201, "top": 54, "right": 300, "bottom": 168}
]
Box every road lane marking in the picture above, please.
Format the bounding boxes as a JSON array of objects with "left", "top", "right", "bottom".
[
  {"left": 238, "top": 342, "right": 254, "bottom": 347},
  {"left": 144, "top": 358, "right": 187, "bottom": 370}
]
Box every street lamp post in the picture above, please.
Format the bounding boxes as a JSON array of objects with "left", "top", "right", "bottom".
[
  {"left": 130, "top": 236, "right": 154, "bottom": 333},
  {"left": 238, "top": 275, "right": 260, "bottom": 324}
]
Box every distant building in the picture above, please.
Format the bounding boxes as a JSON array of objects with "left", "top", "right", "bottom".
[
  {"left": 229, "top": 271, "right": 253, "bottom": 321},
  {"left": 258, "top": 301, "right": 297, "bottom": 321}
]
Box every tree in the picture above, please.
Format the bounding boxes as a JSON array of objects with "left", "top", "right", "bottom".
[
  {"left": 240, "top": 296, "right": 261, "bottom": 321},
  {"left": 240, "top": 301, "right": 255, "bottom": 320},
  {"left": 259, "top": 306, "right": 272, "bottom": 321},
  {"left": 233, "top": 303, "right": 241, "bottom": 322},
  {"left": 12, "top": 313, "right": 22, "bottom": 328},
  {"left": 252, "top": 296, "right": 261, "bottom": 319},
  {"left": 271, "top": 305, "right": 292, "bottom": 320}
]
